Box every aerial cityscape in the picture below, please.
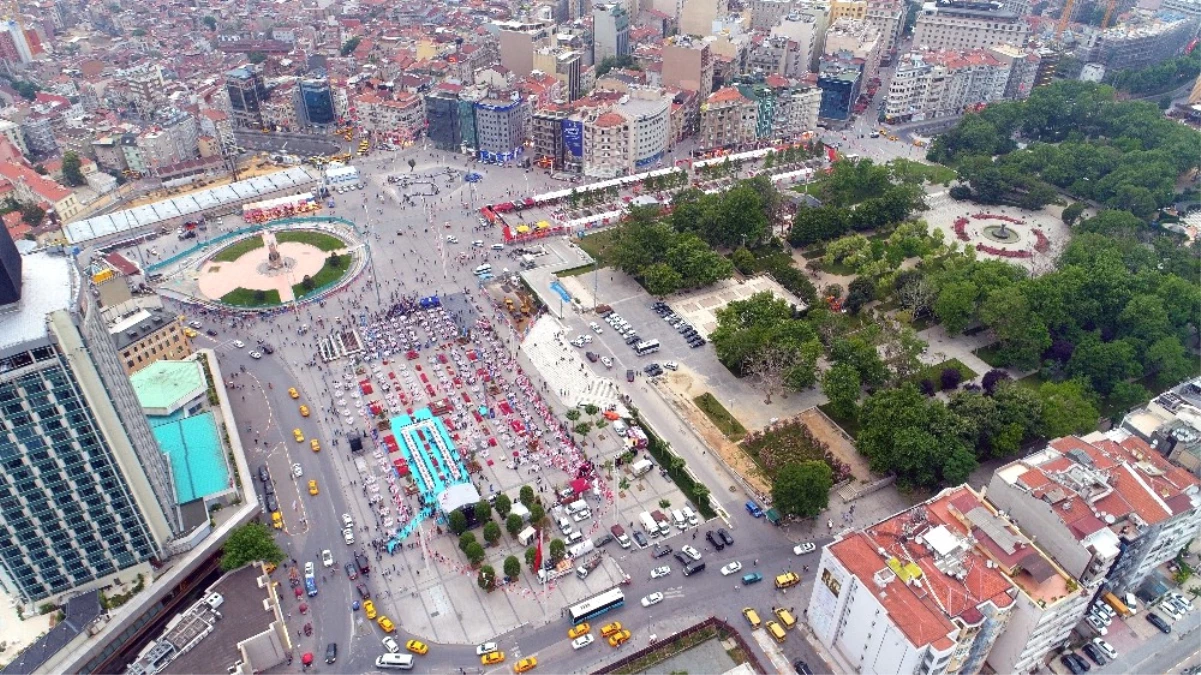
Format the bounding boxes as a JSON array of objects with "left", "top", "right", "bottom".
[{"left": 0, "top": 0, "right": 1198, "bottom": 673}]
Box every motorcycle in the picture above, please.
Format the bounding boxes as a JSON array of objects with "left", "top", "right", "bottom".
[{"left": 304, "top": 623, "right": 312, "bottom": 637}]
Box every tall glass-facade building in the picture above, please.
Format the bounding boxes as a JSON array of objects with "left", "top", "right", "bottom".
[
  {"left": 0, "top": 244, "right": 178, "bottom": 604},
  {"left": 300, "top": 77, "right": 335, "bottom": 126}
]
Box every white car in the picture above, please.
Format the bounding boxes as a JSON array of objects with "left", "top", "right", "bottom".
[
  {"left": 721, "top": 561, "right": 743, "bottom": 576},
  {"left": 572, "top": 634, "right": 595, "bottom": 650},
  {"left": 304, "top": 562, "right": 315, "bottom": 577},
  {"left": 321, "top": 549, "right": 334, "bottom": 567},
  {"left": 572, "top": 509, "right": 591, "bottom": 522},
  {"left": 571, "top": 338, "right": 586, "bottom": 348},
  {"left": 663, "top": 361, "right": 678, "bottom": 371},
  {"left": 249, "top": 351, "right": 263, "bottom": 359},
  {"left": 681, "top": 545, "right": 702, "bottom": 561},
  {"left": 1091, "top": 637, "right": 1117, "bottom": 659},
  {"left": 1085, "top": 614, "right": 1108, "bottom": 635},
  {"left": 447, "top": 235, "right": 458, "bottom": 243},
  {"left": 382, "top": 636, "right": 400, "bottom": 653},
  {"left": 343, "top": 528, "right": 355, "bottom": 545},
  {"left": 291, "top": 463, "right": 303, "bottom": 477},
  {"left": 641, "top": 592, "right": 664, "bottom": 607},
  {"left": 794, "top": 542, "right": 816, "bottom": 555},
  {"left": 476, "top": 641, "right": 499, "bottom": 655},
  {"left": 232, "top": 339, "right": 245, "bottom": 348},
  {"left": 601, "top": 356, "right": 613, "bottom": 368},
  {"left": 342, "top": 513, "right": 354, "bottom": 529},
  {"left": 650, "top": 565, "right": 671, "bottom": 579}
]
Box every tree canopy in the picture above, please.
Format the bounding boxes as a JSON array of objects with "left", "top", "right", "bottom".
[
  {"left": 771, "top": 461, "right": 833, "bottom": 518},
  {"left": 220, "top": 522, "right": 285, "bottom": 571},
  {"left": 61, "top": 152, "right": 86, "bottom": 187},
  {"left": 341, "top": 36, "right": 362, "bottom": 57}
]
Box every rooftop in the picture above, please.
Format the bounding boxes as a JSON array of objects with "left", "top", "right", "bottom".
[
  {"left": 110, "top": 306, "right": 179, "bottom": 351},
  {"left": 150, "top": 410, "right": 230, "bottom": 504},
  {"left": 130, "top": 359, "right": 206, "bottom": 411},
  {"left": 828, "top": 485, "right": 1016, "bottom": 650},
  {"left": 0, "top": 591, "right": 104, "bottom": 675},
  {"left": 0, "top": 251, "right": 77, "bottom": 353}
]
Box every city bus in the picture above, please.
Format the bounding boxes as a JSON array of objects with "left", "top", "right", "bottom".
[
  {"left": 567, "top": 588, "right": 625, "bottom": 625},
  {"left": 633, "top": 340, "right": 660, "bottom": 356}
]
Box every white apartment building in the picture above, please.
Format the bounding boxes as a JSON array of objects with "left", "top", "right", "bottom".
[
  {"left": 987, "top": 431, "right": 1201, "bottom": 595},
  {"left": 0, "top": 118, "right": 29, "bottom": 156},
  {"left": 772, "top": 8, "right": 832, "bottom": 72},
  {"left": 775, "top": 85, "right": 823, "bottom": 137},
  {"left": 583, "top": 109, "right": 631, "bottom": 178},
  {"left": 824, "top": 18, "right": 882, "bottom": 80},
  {"left": 912, "top": 0, "right": 1030, "bottom": 53},
  {"left": 884, "top": 49, "right": 1009, "bottom": 122},
  {"left": 807, "top": 486, "right": 1017, "bottom": 675},
  {"left": 354, "top": 93, "right": 426, "bottom": 135},
  {"left": 579, "top": 90, "right": 672, "bottom": 177}
]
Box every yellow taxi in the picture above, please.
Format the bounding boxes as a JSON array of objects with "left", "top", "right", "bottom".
[
  {"left": 775, "top": 607, "right": 797, "bottom": 629},
  {"left": 308, "top": 479, "right": 319, "bottom": 495},
  {"left": 567, "top": 622, "right": 590, "bottom": 640},
  {"left": 288, "top": 387, "right": 300, "bottom": 399},
  {"left": 607, "top": 629, "right": 631, "bottom": 647},
  {"left": 513, "top": 657, "right": 537, "bottom": 673},
  {"left": 184, "top": 328, "right": 198, "bottom": 338},
  {"left": 378, "top": 616, "right": 395, "bottom": 633},
  {"left": 775, "top": 572, "right": 800, "bottom": 589},
  {"left": 271, "top": 512, "right": 283, "bottom": 529},
  {"left": 300, "top": 405, "right": 310, "bottom": 417},
  {"left": 363, "top": 600, "right": 377, "bottom": 619},
  {"left": 742, "top": 608, "right": 761, "bottom": 629},
  {"left": 293, "top": 428, "right": 305, "bottom": 442},
  {"left": 310, "top": 439, "right": 321, "bottom": 453},
  {"left": 600, "top": 622, "right": 623, "bottom": 638},
  {"left": 481, "top": 651, "right": 506, "bottom": 666},
  {"left": 406, "top": 640, "right": 428, "bottom": 655}
]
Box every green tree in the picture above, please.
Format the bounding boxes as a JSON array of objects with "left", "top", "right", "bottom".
[
  {"left": 1067, "top": 335, "right": 1139, "bottom": 396},
  {"left": 301, "top": 275, "right": 314, "bottom": 290},
  {"left": 12, "top": 80, "right": 39, "bottom": 101},
  {"left": 220, "top": 522, "right": 285, "bottom": 571},
  {"left": 494, "top": 494, "right": 512, "bottom": 519},
  {"left": 483, "top": 521, "right": 501, "bottom": 546},
  {"left": 504, "top": 555, "right": 521, "bottom": 579},
  {"left": 529, "top": 503, "right": 545, "bottom": 524},
  {"left": 202, "top": 15, "right": 217, "bottom": 29},
  {"left": 789, "top": 206, "right": 849, "bottom": 247},
  {"left": 934, "top": 281, "right": 979, "bottom": 335},
  {"left": 449, "top": 510, "right": 468, "bottom": 535},
  {"left": 980, "top": 290, "right": 1050, "bottom": 370},
  {"left": 247, "top": 51, "right": 267, "bottom": 64},
  {"left": 1035, "top": 380, "right": 1099, "bottom": 438},
  {"left": 731, "top": 247, "right": 756, "bottom": 274},
  {"left": 465, "top": 542, "right": 486, "bottom": 566},
  {"left": 519, "top": 485, "right": 535, "bottom": 507},
  {"left": 857, "top": 385, "right": 977, "bottom": 489},
  {"left": 830, "top": 335, "right": 888, "bottom": 386},
  {"left": 408, "top": 158, "right": 416, "bottom": 171},
  {"left": 525, "top": 546, "right": 538, "bottom": 568},
  {"left": 1145, "top": 336, "right": 1195, "bottom": 386},
  {"left": 772, "top": 461, "right": 833, "bottom": 518},
  {"left": 596, "top": 54, "right": 639, "bottom": 76},
  {"left": 18, "top": 203, "right": 44, "bottom": 226},
  {"left": 845, "top": 276, "right": 876, "bottom": 315},
  {"left": 548, "top": 538, "right": 566, "bottom": 563},
  {"left": 642, "top": 262, "right": 683, "bottom": 296},
  {"left": 459, "top": 531, "right": 477, "bottom": 553},
  {"left": 506, "top": 513, "right": 524, "bottom": 536},
  {"left": 1108, "top": 381, "right": 1151, "bottom": 415},
  {"left": 821, "top": 363, "right": 862, "bottom": 420},
  {"left": 1061, "top": 202, "right": 1086, "bottom": 225},
  {"left": 474, "top": 499, "right": 492, "bottom": 522},
  {"left": 477, "top": 565, "right": 496, "bottom": 589},
  {"left": 340, "top": 36, "right": 362, "bottom": 57}
]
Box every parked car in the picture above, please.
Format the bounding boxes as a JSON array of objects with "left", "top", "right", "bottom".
[{"left": 1147, "top": 613, "right": 1173, "bottom": 634}]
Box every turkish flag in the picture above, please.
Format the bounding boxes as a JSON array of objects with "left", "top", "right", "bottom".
[{"left": 533, "top": 533, "right": 543, "bottom": 572}]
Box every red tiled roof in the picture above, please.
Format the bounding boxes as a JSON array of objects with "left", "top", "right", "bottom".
[
  {"left": 708, "top": 87, "right": 747, "bottom": 104},
  {"left": 104, "top": 252, "right": 139, "bottom": 276},
  {"left": 0, "top": 163, "right": 72, "bottom": 203},
  {"left": 594, "top": 112, "right": 626, "bottom": 128}
]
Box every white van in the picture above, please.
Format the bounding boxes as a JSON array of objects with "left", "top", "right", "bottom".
[
  {"left": 671, "top": 509, "right": 686, "bottom": 530},
  {"left": 491, "top": 244, "right": 505, "bottom": 251},
  {"left": 682, "top": 506, "right": 699, "bottom": 527},
  {"left": 567, "top": 499, "right": 588, "bottom": 515},
  {"left": 631, "top": 459, "right": 653, "bottom": 477},
  {"left": 557, "top": 516, "right": 573, "bottom": 535},
  {"left": 473, "top": 264, "right": 493, "bottom": 276},
  {"left": 376, "top": 653, "right": 415, "bottom": 669}
]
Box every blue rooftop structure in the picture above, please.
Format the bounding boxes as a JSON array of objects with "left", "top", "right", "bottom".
[{"left": 150, "top": 411, "right": 230, "bottom": 504}]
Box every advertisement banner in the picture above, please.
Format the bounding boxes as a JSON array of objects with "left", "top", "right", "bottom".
[{"left": 561, "top": 119, "right": 584, "bottom": 158}]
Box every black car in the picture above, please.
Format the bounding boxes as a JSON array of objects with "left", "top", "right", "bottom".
[
  {"left": 705, "top": 530, "right": 725, "bottom": 551},
  {"left": 624, "top": 334, "right": 641, "bottom": 345},
  {"left": 355, "top": 583, "right": 371, "bottom": 599},
  {"left": 1081, "top": 644, "right": 1107, "bottom": 667},
  {"left": 261, "top": 344, "right": 275, "bottom": 354},
  {"left": 206, "top": 329, "right": 218, "bottom": 336},
  {"left": 1071, "top": 654, "right": 1091, "bottom": 672},
  {"left": 345, "top": 562, "right": 359, "bottom": 580},
  {"left": 632, "top": 530, "right": 649, "bottom": 548},
  {"left": 626, "top": 369, "right": 635, "bottom": 382},
  {"left": 325, "top": 642, "right": 337, "bottom": 664},
  {"left": 265, "top": 494, "right": 278, "bottom": 512},
  {"left": 1060, "top": 655, "right": 1083, "bottom": 675},
  {"left": 793, "top": 660, "right": 814, "bottom": 675},
  {"left": 652, "top": 543, "right": 672, "bottom": 558},
  {"left": 1147, "top": 613, "right": 1172, "bottom": 633},
  {"left": 594, "top": 533, "right": 614, "bottom": 547},
  {"left": 257, "top": 465, "right": 270, "bottom": 482},
  {"left": 673, "top": 551, "right": 691, "bottom": 566},
  {"left": 355, "top": 551, "right": 370, "bottom": 575},
  {"left": 263, "top": 480, "right": 275, "bottom": 495},
  {"left": 718, "top": 528, "right": 734, "bottom": 546}
]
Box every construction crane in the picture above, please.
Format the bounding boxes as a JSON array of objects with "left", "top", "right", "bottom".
[
  {"left": 1100, "top": 0, "right": 1119, "bottom": 29},
  {"left": 1056, "top": 0, "right": 1075, "bottom": 37}
]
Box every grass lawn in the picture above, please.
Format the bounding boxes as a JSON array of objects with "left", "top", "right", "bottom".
[
  {"left": 972, "top": 344, "right": 1007, "bottom": 369},
  {"left": 211, "top": 235, "right": 264, "bottom": 262},
  {"left": 914, "top": 358, "right": 979, "bottom": 387},
  {"left": 818, "top": 403, "right": 861, "bottom": 440},
  {"left": 576, "top": 228, "right": 619, "bottom": 268},
  {"left": 693, "top": 393, "right": 747, "bottom": 440},
  {"left": 275, "top": 230, "right": 346, "bottom": 252},
  {"left": 555, "top": 264, "right": 596, "bottom": 278},
  {"left": 889, "top": 158, "right": 957, "bottom": 186},
  {"left": 292, "top": 255, "right": 352, "bottom": 299},
  {"left": 1015, "top": 371, "right": 1050, "bottom": 391},
  {"left": 220, "top": 287, "right": 281, "bottom": 307}
]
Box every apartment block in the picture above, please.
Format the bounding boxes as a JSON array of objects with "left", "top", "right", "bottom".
[
  {"left": 533, "top": 47, "right": 583, "bottom": 101},
  {"left": 1085, "top": 11, "right": 1199, "bottom": 70},
  {"left": 751, "top": 0, "right": 808, "bottom": 31},
  {"left": 817, "top": 58, "right": 862, "bottom": 120},
  {"left": 109, "top": 306, "right": 192, "bottom": 376},
  {"left": 661, "top": 36, "right": 715, "bottom": 94},
  {"left": 495, "top": 20, "right": 551, "bottom": 77},
  {"left": 593, "top": 3, "right": 630, "bottom": 63},
  {"left": 474, "top": 98, "right": 526, "bottom": 162},
  {"left": 987, "top": 431, "right": 1201, "bottom": 595},
  {"left": 807, "top": 485, "right": 1016, "bottom": 675},
  {"left": 0, "top": 118, "right": 29, "bottom": 157},
  {"left": 824, "top": 18, "right": 882, "bottom": 80},
  {"left": 699, "top": 86, "right": 757, "bottom": 149},
  {"left": 583, "top": 109, "right": 632, "bottom": 177},
  {"left": 747, "top": 34, "right": 807, "bottom": 78},
  {"left": 912, "top": 0, "right": 1031, "bottom": 53},
  {"left": 355, "top": 93, "right": 426, "bottom": 136},
  {"left": 884, "top": 49, "right": 1009, "bottom": 122},
  {"left": 0, "top": 162, "right": 81, "bottom": 222},
  {"left": 224, "top": 67, "right": 268, "bottom": 130},
  {"left": 680, "top": 0, "right": 728, "bottom": 36},
  {"left": 772, "top": 7, "right": 833, "bottom": 72}
]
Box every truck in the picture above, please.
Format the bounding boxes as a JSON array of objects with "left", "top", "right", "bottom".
[
  {"left": 630, "top": 459, "right": 653, "bottom": 477},
  {"left": 651, "top": 510, "right": 672, "bottom": 537},
  {"left": 1103, "top": 591, "right": 1134, "bottom": 617},
  {"left": 610, "top": 524, "right": 631, "bottom": 549},
  {"left": 639, "top": 511, "right": 660, "bottom": 538}
]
